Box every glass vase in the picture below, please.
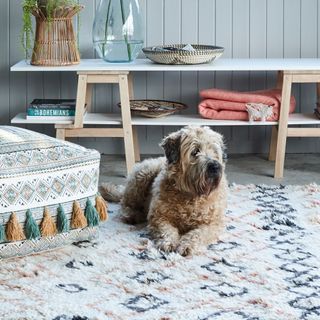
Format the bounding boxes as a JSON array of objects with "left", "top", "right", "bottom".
[{"left": 93, "top": 0, "right": 144, "bottom": 63}]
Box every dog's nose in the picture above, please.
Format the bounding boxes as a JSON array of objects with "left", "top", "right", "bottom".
[{"left": 207, "top": 161, "right": 221, "bottom": 177}]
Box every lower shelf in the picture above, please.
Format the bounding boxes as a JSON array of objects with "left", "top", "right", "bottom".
[{"left": 11, "top": 112, "right": 320, "bottom": 126}]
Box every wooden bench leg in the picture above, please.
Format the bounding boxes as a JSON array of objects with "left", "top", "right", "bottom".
[
  {"left": 268, "top": 71, "right": 283, "bottom": 162},
  {"left": 74, "top": 74, "right": 88, "bottom": 128},
  {"left": 268, "top": 126, "right": 278, "bottom": 161},
  {"left": 119, "top": 74, "right": 136, "bottom": 174},
  {"left": 274, "top": 73, "right": 293, "bottom": 179},
  {"left": 56, "top": 128, "right": 66, "bottom": 140}
]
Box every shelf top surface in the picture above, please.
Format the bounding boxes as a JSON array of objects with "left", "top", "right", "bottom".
[
  {"left": 11, "top": 113, "right": 319, "bottom": 126},
  {"left": 10, "top": 58, "right": 320, "bottom": 72}
]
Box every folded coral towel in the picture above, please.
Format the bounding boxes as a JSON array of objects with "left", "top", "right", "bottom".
[{"left": 198, "top": 88, "right": 296, "bottom": 121}]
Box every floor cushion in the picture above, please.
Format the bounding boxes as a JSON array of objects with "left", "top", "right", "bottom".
[{"left": 0, "top": 126, "right": 107, "bottom": 259}]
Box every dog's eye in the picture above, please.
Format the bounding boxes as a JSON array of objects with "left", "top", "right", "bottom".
[{"left": 191, "top": 148, "right": 200, "bottom": 157}]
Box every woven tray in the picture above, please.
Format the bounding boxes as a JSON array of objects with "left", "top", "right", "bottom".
[
  {"left": 142, "top": 44, "right": 224, "bottom": 65},
  {"left": 118, "top": 100, "right": 187, "bottom": 118}
]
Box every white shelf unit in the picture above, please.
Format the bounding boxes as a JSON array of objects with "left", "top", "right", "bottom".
[
  {"left": 12, "top": 112, "right": 320, "bottom": 126},
  {"left": 10, "top": 58, "right": 320, "bottom": 177}
]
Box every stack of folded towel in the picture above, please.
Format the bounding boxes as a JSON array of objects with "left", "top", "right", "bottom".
[{"left": 198, "top": 88, "right": 296, "bottom": 121}]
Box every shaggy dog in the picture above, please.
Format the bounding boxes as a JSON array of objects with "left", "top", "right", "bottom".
[{"left": 100, "top": 126, "right": 228, "bottom": 256}]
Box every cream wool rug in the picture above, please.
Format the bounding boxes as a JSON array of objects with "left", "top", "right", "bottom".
[{"left": 0, "top": 184, "right": 319, "bottom": 320}]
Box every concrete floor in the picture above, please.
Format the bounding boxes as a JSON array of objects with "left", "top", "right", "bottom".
[{"left": 100, "top": 153, "right": 320, "bottom": 185}]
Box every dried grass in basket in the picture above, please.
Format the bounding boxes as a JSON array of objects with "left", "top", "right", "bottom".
[
  {"left": 31, "top": 5, "right": 83, "bottom": 66},
  {"left": 118, "top": 100, "right": 188, "bottom": 118}
]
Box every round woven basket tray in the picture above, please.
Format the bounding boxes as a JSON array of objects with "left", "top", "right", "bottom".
[
  {"left": 142, "top": 44, "right": 224, "bottom": 65},
  {"left": 118, "top": 100, "right": 188, "bottom": 118}
]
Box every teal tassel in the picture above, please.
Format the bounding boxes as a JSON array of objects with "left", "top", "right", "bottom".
[
  {"left": 57, "top": 204, "right": 69, "bottom": 233},
  {"left": 25, "top": 210, "right": 41, "bottom": 239},
  {"left": 85, "top": 198, "right": 100, "bottom": 227},
  {"left": 0, "top": 224, "right": 6, "bottom": 242}
]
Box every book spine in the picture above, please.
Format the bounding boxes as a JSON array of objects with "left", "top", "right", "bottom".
[
  {"left": 27, "top": 109, "right": 76, "bottom": 117},
  {"left": 28, "top": 105, "right": 75, "bottom": 110}
]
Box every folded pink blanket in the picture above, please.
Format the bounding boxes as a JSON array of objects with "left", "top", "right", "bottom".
[{"left": 198, "top": 88, "right": 296, "bottom": 121}]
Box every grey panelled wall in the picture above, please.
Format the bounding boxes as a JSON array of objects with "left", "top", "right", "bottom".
[{"left": 0, "top": 0, "right": 319, "bottom": 154}]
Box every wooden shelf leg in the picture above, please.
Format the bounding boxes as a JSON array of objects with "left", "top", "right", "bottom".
[
  {"left": 274, "top": 73, "right": 293, "bottom": 179},
  {"left": 268, "top": 126, "right": 278, "bottom": 161},
  {"left": 56, "top": 128, "right": 66, "bottom": 140},
  {"left": 74, "top": 73, "right": 88, "bottom": 128},
  {"left": 119, "top": 74, "right": 136, "bottom": 174},
  {"left": 128, "top": 72, "right": 134, "bottom": 99}
]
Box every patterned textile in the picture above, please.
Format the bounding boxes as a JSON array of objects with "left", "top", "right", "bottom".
[
  {"left": 0, "top": 126, "right": 100, "bottom": 214},
  {"left": 0, "top": 184, "right": 319, "bottom": 320},
  {"left": 0, "top": 126, "right": 101, "bottom": 257}
]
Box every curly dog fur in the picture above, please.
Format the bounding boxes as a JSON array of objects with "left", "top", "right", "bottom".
[{"left": 100, "top": 126, "right": 228, "bottom": 256}]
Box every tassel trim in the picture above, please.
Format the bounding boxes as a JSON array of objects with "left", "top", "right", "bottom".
[
  {"left": 71, "top": 201, "right": 87, "bottom": 229},
  {"left": 40, "top": 207, "right": 57, "bottom": 237},
  {"left": 1, "top": 194, "right": 105, "bottom": 243},
  {"left": 95, "top": 195, "right": 108, "bottom": 222},
  {"left": 6, "top": 213, "right": 25, "bottom": 242}
]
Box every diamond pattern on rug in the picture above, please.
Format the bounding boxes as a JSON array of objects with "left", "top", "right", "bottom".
[{"left": 0, "top": 184, "right": 319, "bottom": 320}]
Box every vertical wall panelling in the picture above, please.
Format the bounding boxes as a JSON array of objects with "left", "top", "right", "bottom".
[
  {"left": 230, "top": 0, "right": 250, "bottom": 153},
  {"left": 198, "top": 0, "right": 215, "bottom": 91},
  {"left": 129, "top": 0, "right": 147, "bottom": 155},
  {"left": 284, "top": 0, "right": 301, "bottom": 107},
  {"left": 1, "top": 0, "right": 319, "bottom": 155},
  {"left": 266, "top": 0, "right": 284, "bottom": 87},
  {"left": 299, "top": 0, "right": 318, "bottom": 153},
  {"left": 163, "top": 0, "right": 182, "bottom": 141},
  {"left": 93, "top": 0, "right": 118, "bottom": 153},
  {"left": 145, "top": 0, "right": 164, "bottom": 154},
  {"left": 9, "top": 0, "right": 27, "bottom": 129},
  {"left": 0, "top": 0, "right": 9, "bottom": 125},
  {"left": 180, "top": 0, "right": 199, "bottom": 117},
  {"left": 215, "top": 0, "right": 233, "bottom": 146},
  {"left": 249, "top": 0, "right": 268, "bottom": 154},
  {"left": 77, "top": 0, "right": 97, "bottom": 150}
]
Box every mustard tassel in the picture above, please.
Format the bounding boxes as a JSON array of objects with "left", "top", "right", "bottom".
[
  {"left": 71, "top": 201, "right": 87, "bottom": 229},
  {"left": 25, "top": 210, "right": 41, "bottom": 240},
  {"left": 95, "top": 195, "right": 108, "bottom": 222},
  {"left": 6, "top": 213, "right": 25, "bottom": 241},
  {"left": 40, "top": 207, "right": 57, "bottom": 237}
]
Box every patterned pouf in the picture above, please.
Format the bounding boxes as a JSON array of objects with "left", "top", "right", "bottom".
[{"left": 0, "top": 126, "right": 107, "bottom": 259}]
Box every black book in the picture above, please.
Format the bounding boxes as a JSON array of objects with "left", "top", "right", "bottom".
[{"left": 29, "top": 99, "right": 76, "bottom": 110}]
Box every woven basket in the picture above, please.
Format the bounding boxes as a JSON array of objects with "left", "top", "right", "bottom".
[
  {"left": 118, "top": 100, "right": 187, "bottom": 118},
  {"left": 31, "top": 6, "right": 83, "bottom": 66},
  {"left": 142, "top": 44, "right": 224, "bottom": 65}
]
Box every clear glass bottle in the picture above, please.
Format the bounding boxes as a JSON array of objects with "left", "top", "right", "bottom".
[{"left": 93, "top": 0, "right": 144, "bottom": 63}]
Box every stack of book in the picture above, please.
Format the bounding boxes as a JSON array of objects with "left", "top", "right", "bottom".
[
  {"left": 315, "top": 103, "right": 320, "bottom": 120},
  {"left": 26, "top": 99, "right": 84, "bottom": 120}
]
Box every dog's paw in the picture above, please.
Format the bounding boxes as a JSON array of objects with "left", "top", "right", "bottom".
[
  {"left": 156, "top": 238, "right": 179, "bottom": 253},
  {"left": 176, "top": 236, "right": 199, "bottom": 256},
  {"left": 176, "top": 242, "right": 194, "bottom": 256}
]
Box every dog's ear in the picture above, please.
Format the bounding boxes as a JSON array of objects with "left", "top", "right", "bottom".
[{"left": 160, "top": 131, "right": 182, "bottom": 164}]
